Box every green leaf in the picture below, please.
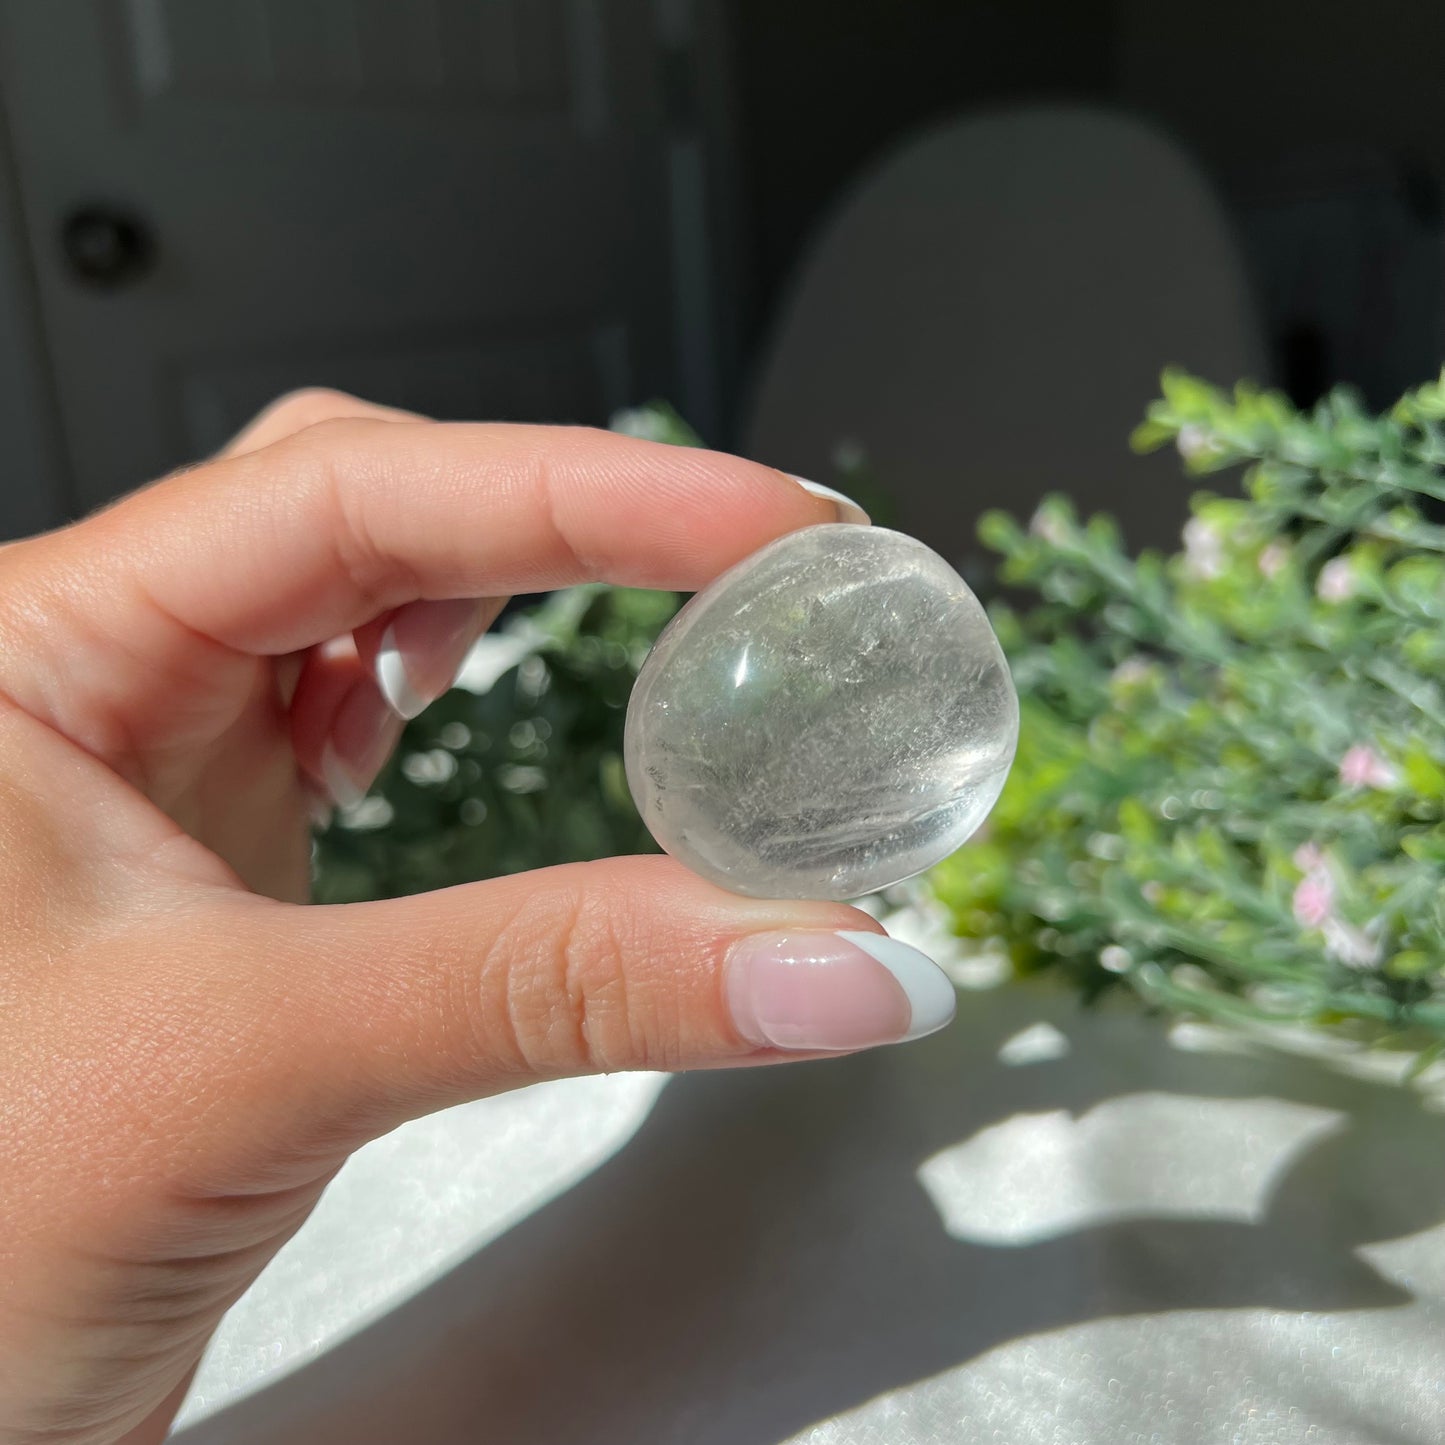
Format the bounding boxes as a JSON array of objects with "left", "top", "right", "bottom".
[
  {"left": 1387, "top": 950, "right": 1437, "bottom": 980},
  {"left": 1129, "top": 418, "right": 1175, "bottom": 454},
  {"left": 1403, "top": 746, "right": 1445, "bottom": 802}
]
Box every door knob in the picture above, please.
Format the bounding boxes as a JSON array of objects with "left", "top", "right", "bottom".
[{"left": 60, "top": 206, "right": 156, "bottom": 289}]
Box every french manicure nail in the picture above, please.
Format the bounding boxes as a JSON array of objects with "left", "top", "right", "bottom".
[
  {"left": 793, "top": 476, "right": 871, "bottom": 526},
  {"left": 320, "top": 742, "right": 367, "bottom": 809},
  {"left": 320, "top": 682, "right": 405, "bottom": 808},
  {"left": 727, "top": 929, "right": 955, "bottom": 1053},
  {"left": 376, "top": 598, "right": 485, "bottom": 720}
]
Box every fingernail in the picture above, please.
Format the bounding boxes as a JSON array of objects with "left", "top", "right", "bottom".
[
  {"left": 376, "top": 598, "right": 485, "bottom": 720},
  {"left": 727, "top": 929, "right": 954, "bottom": 1053},
  {"left": 320, "top": 743, "right": 366, "bottom": 809},
  {"left": 793, "top": 476, "right": 871, "bottom": 525},
  {"left": 306, "top": 793, "right": 334, "bottom": 831},
  {"left": 320, "top": 681, "right": 405, "bottom": 808}
]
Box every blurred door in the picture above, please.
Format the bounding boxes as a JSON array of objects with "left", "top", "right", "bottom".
[{"left": 0, "top": 0, "right": 726, "bottom": 512}]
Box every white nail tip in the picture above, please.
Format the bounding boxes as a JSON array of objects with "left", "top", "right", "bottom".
[
  {"left": 375, "top": 625, "right": 428, "bottom": 720},
  {"left": 839, "top": 930, "right": 956, "bottom": 1041},
  {"left": 320, "top": 742, "right": 367, "bottom": 810},
  {"left": 794, "top": 477, "right": 871, "bottom": 525}
]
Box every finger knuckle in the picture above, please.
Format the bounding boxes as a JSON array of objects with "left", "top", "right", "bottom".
[
  {"left": 496, "top": 884, "right": 677, "bottom": 1077},
  {"left": 276, "top": 417, "right": 415, "bottom": 603},
  {"left": 264, "top": 386, "right": 362, "bottom": 431}
]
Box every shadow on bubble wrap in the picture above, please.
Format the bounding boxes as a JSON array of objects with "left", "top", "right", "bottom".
[{"left": 177, "top": 981, "right": 1445, "bottom": 1445}]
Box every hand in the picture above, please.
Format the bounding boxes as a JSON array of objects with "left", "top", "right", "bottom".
[{"left": 0, "top": 391, "right": 954, "bottom": 1444}]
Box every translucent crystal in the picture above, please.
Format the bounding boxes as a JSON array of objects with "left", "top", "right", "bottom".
[{"left": 624, "top": 524, "right": 1019, "bottom": 900}]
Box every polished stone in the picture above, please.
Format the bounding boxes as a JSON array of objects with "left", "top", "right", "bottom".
[{"left": 624, "top": 524, "right": 1018, "bottom": 899}]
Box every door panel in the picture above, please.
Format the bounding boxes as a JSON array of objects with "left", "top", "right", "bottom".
[
  {"left": 177, "top": 320, "right": 630, "bottom": 455},
  {"left": 0, "top": 0, "right": 688, "bottom": 509}
]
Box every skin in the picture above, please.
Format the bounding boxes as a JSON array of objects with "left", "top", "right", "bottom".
[{"left": 0, "top": 392, "right": 882, "bottom": 1444}]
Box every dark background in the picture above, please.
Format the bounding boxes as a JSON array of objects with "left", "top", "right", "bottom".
[
  {"left": 737, "top": 0, "right": 1444, "bottom": 408},
  {"left": 0, "top": 0, "right": 1441, "bottom": 544}
]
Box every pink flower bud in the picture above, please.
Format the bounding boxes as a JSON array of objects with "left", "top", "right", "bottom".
[
  {"left": 1029, "top": 508, "right": 1066, "bottom": 545},
  {"left": 1316, "top": 557, "right": 1355, "bottom": 603},
  {"left": 1339, "top": 744, "right": 1397, "bottom": 790},
  {"left": 1258, "top": 542, "right": 1289, "bottom": 578},
  {"left": 1182, "top": 517, "right": 1225, "bottom": 580},
  {"left": 1176, "top": 425, "right": 1214, "bottom": 462},
  {"left": 1292, "top": 870, "right": 1335, "bottom": 929}
]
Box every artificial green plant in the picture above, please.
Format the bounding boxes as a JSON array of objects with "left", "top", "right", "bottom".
[{"left": 933, "top": 371, "right": 1445, "bottom": 1064}]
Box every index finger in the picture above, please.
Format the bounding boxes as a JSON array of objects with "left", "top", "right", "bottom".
[{"left": 76, "top": 419, "right": 848, "bottom": 655}]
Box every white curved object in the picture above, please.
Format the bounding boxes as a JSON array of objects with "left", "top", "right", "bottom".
[{"left": 745, "top": 105, "right": 1267, "bottom": 559}]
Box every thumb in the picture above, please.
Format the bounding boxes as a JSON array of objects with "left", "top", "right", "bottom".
[{"left": 200, "top": 857, "right": 955, "bottom": 1158}]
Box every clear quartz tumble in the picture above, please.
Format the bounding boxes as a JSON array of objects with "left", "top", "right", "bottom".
[{"left": 624, "top": 524, "right": 1019, "bottom": 900}]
